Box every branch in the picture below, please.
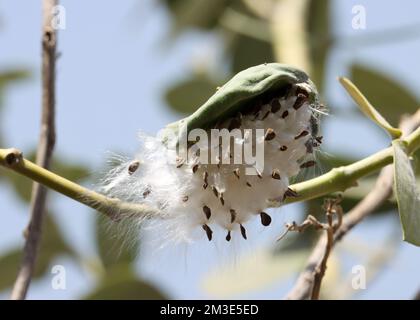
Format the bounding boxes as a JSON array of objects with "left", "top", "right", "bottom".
[
  {"left": 10, "top": 0, "right": 58, "bottom": 300},
  {"left": 1, "top": 115, "right": 420, "bottom": 225},
  {"left": 285, "top": 110, "right": 420, "bottom": 300}
]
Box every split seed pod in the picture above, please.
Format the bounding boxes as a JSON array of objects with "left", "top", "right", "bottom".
[{"left": 101, "top": 63, "right": 323, "bottom": 243}]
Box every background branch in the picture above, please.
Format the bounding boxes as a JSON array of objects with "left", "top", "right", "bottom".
[
  {"left": 285, "top": 110, "right": 420, "bottom": 300},
  {"left": 10, "top": 0, "right": 57, "bottom": 300}
]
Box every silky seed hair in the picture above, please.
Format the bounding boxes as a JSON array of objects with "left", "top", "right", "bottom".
[{"left": 99, "top": 77, "right": 323, "bottom": 244}]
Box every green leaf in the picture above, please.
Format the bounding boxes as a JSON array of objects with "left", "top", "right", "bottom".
[
  {"left": 351, "top": 65, "right": 419, "bottom": 127},
  {"left": 202, "top": 247, "right": 307, "bottom": 298},
  {"left": 0, "top": 69, "right": 30, "bottom": 90},
  {"left": 393, "top": 140, "right": 420, "bottom": 246},
  {"left": 84, "top": 264, "right": 166, "bottom": 300},
  {"left": 231, "top": 34, "right": 275, "bottom": 75},
  {"left": 165, "top": 74, "right": 220, "bottom": 115},
  {"left": 95, "top": 214, "right": 139, "bottom": 270},
  {"left": 339, "top": 76, "right": 402, "bottom": 139},
  {"left": 0, "top": 214, "right": 73, "bottom": 291}
]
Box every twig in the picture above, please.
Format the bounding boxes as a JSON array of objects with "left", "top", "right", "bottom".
[
  {"left": 278, "top": 197, "right": 343, "bottom": 299},
  {"left": 1, "top": 120, "right": 420, "bottom": 223},
  {"left": 285, "top": 110, "right": 420, "bottom": 300},
  {"left": 10, "top": 0, "right": 58, "bottom": 300},
  {"left": 310, "top": 197, "right": 343, "bottom": 300}
]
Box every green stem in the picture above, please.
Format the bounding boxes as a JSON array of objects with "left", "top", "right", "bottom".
[
  {"left": 0, "top": 149, "right": 159, "bottom": 219},
  {"left": 1, "top": 127, "right": 419, "bottom": 216},
  {"left": 286, "top": 127, "right": 420, "bottom": 204}
]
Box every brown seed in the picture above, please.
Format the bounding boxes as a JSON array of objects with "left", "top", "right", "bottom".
[
  {"left": 261, "top": 110, "right": 270, "bottom": 120},
  {"left": 293, "top": 93, "right": 307, "bottom": 110},
  {"left": 315, "top": 136, "right": 323, "bottom": 144},
  {"left": 233, "top": 168, "right": 240, "bottom": 179},
  {"left": 246, "top": 181, "right": 252, "bottom": 187},
  {"left": 260, "top": 212, "right": 272, "bottom": 226},
  {"left": 182, "top": 195, "right": 189, "bottom": 202},
  {"left": 226, "top": 230, "right": 231, "bottom": 242},
  {"left": 230, "top": 209, "right": 237, "bottom": 223},
  {"left": 240, "top": 224, "right": 247, "bottom": 240},
  {"left": 300, "top": 160, "right": 316, "bottom": 168},
  {"left": 271, "top": 169, "right": 281, "bottom": 180},
  {"left": 283, "top": 187, "right": 298, "bottom": 201},
  {"left": 220, "top": 194, "right": 225, "bottom": 206},
  {"left": 265, "top": 128, "right": 276, "bottom": 141},
  {"left": 192, "top": 164, "right": 199, "bottom": 173},
  {"left": 128, "top": 161, "right": 140, "bottom": 175},
  {"left": 203, "top": 182, "right": 208, "bottom": 189},
  {"left": 211, "top": 186, "right": 219, "bottom": 198},
  {"left": 203, "top": 171, "right": 208, "bottom": 184},
  {"left": 281, "top": 110, "right": 289, "bottom": 118},
  {"left": 143, "top": 188, "right": 151, "bottom": 198},
  {"left": 296, "top": 86, "right": 309, "bottom": 98},
  {"left": 280, "top": 145, "right": 288, "bottom": 151},
  {"left": 294, "top": 130, "right": 309, "bottom": 139},
  {"left": 176, "top": 157, "right": 184, "bottom": 168},
  {"left": 270, "top": 99, "right": 281, "bottom": 113},
  {"left": 203, "top": 205, "right": 211, "bottom": 220},
  {"left": 202, "top": 224, "right": 213, "bottom": 241}
]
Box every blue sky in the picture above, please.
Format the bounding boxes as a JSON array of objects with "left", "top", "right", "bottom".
[{"left": 0, "top": 0, "right": 420, "bottom": 299}]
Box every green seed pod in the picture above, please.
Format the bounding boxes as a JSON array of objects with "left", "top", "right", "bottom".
[
  {"left": 102, "top": 63, "right": 323, "bottom": 243},
  {"left": 163, "top": 63, "right": 319, "bottom": 140}
]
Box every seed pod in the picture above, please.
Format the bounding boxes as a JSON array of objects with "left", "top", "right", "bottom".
[
  {"left": 162, "top": 63, "right": 319, "bottom": 141},
  {"left": 102, "top": 63, "right": 322, "bottom": 243}
]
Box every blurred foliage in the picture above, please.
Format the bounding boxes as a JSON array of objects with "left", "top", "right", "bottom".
[
  {"left": 351, "top": 65, "right": 419, "bottom": 127},
  {"left": 84, "top": 264, "right": 166, "bottom": 299},
  {"left": 0, "top": 0, "right": 419, "bottom": 300},
  {"left": 160, "top": 0, "right": 420, "bottom": 298},
  {"left": 0, "top": 67, "right": 164, "bottom": 298},
  {"left": 0, "top": 214, "right": 74, "bottom": 291},
  {"left": 165, "top": 73, "right": 220, "bottom": 114}
]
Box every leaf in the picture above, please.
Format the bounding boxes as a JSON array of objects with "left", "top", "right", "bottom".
[
  {"left": 0, "top": 214, "right": 74, "bottom": 291},
  {"left": 95, "top": 214, "right": 139, "bottom": 270},
  {"left": 339, "top": 77, "right": 402, "bottom": 139},
  {"left": 165, "top": 74, "right": 220, "bottom": 115},
  {"left": 84, "top": 264, "right": 166, "bottom": 300},
  {"left": 201, "top": 247, "right": 308, "bottom": 298},
  {"left": 393, "top": 140, "right": 420, "bottom": 246},
  {"left": 351, "top": 65, "right": 419, "bottom": 126},
  {"left": 0, "top": 69, "right": 30, "bottom": 90},
  {"left": 231, "top": 34, "right": 275, "bottom": 75}
]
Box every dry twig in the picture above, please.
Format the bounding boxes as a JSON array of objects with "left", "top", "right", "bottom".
[
  {"left": 10, "top": 0, "right": 58, "bottom": 300},
  {"left": 285, "top": 110, "right": 420, "bottom": 300}
]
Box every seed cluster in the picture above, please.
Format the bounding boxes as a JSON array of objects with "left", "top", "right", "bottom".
[
  {"left": 164, "top": 83, "right": 322, "bottom": 241},
  {"left": 100, "top": 82, "right": 322, "bottom": 243}
]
